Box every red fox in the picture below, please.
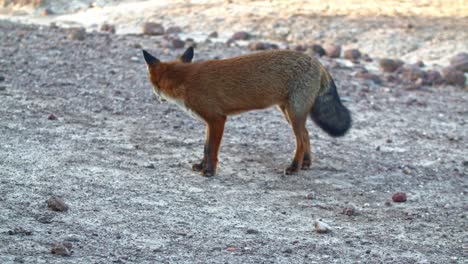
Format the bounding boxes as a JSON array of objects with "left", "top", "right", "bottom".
[{"left": 143, "top": 47, "right": 351, "bottom": 176}]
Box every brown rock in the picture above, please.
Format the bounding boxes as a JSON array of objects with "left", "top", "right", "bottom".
[
  {"left": 343, "top": 49, "right": 361, "bottom": 60},
  {"left": 401, "top": 66, "right": 427, "bottom": 82},
  {"left": 171, "top": 39, "right": 185, "bottom": 49},
  {"left": 100, "top": 23, "right": 115, "bottom": 34},
  {"left": 392, "top": 192, "right": 407, "bottom": 203},
  {"left": 232, "top": 31, "right": 250, "bottom": 40},
  {"left": 449, "top": 52, "right": 468, "bottom": 72},
  {"left": 379, "top": 58, "right": 404, "bottom": 73},
  {"left": 292, "top": 44, "right": 307, "bottom": 52},
  {"left": 141, "top": 22, "right": 164, "bottom": 35},
  {"left": 324, "top": 44, "right": 341, "bottom": 58},
  {"left": 424, "top": 70, "right": 444, "bottom": 86},
  {"left": 41, "top": 8, "right": 54, "bottom": 16},
  {"left": 47, "top": 196, "right": 69, "bottom": 212},
  {"left": 442, "top": 67, "right": 466, "bottom": 87},
  {"left": 165, "top": 26, "right": 182, "bottom": 35},
  {"left": 67, "top": 27, "right": 86, "bottom": 41}
]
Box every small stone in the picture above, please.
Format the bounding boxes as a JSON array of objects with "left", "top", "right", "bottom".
[
  {"left": 283, "top": 248, "right": 293, "bottom": 254},
  {"left": 324, "top": 44, "right": 341, "bottom": 58},
  {"left": 355, "top": 71, "right": 381, "bottom": 84},
  {"left": 343, "top": 49, "right": 361, "bottom": 60},
  {"left": 305, "top": 192, "right": 315, "bottom": 199},
  {"left": 100, "top": 23, "right": 115, "bottom": 34},
  {"left": 314, "top": 220, "right": 332, "bottom": 233},
  {"left": 379, "top": 58, "right": 404, "bottom": 73},
  {"left": 449, "top": 52, "right": 468, "bottom": 72},
  {"left": 0, "top": 75, "right": 5, "bottom": 82},
  {"left": 47, "top": 196, "right": 69, "bottom": 212},
  {"left": 226, "top": 247, "right": 237, "bottom": 252},
  {"left": 232, "top": 31, "right": 250, "bottom": 40},
  {"left": 402, "top": 166, "right": 412, "bottom": 175},
  {"left": 67, "top": 27, "right": 86, "bottom": 41},
  {"left": 442, "top": 67, "right": 466, "bottom": 87},
  {"left": 248, "top": 41, "right": 271, "bottom": 51},
  {"left": 171, "top": 39, "right": 185, "bottom": 49},
  {"left": 0, "top": 86, "right": 6, "bottom": 91},
  {"left": 41, "top": 8, "right": 54, "bottom": 16},
  {"left": 414, "top": 60, "right": 425, "bottom": 67},
  {"left": 342, "top": 207, "right": 355, "bottom": 216},
  {"left": 208, "top": 31, "right": 218, "bottom": 38},
  {"left": 392, "top": 192, "right": 407, "bottom": 203},
  {"left": 51, "top": 242, "right": 72, "bottom": 256},
  {"left": 246, "top": 229, "right": 259, "bottom": 234},
  {"left": 142, "top": 22, "right": 165, "bottom": 36},
  {"left": 47, "top": 114, "right": 57, "bottom": 120},
  {"left": 362, "top": 54, "right": 372, "bottom": 62},
  {"left": 165, "top": 26, "right": 182, "bottom": 34},
  {"left": 144, "top": 164, "right": 155, "bottom": 169},
  {"left": 310, "top": 44, "right": 326, "bottom": 57},
  {"left": 37, "top": 214, "right": 54, "bottom": 224}
]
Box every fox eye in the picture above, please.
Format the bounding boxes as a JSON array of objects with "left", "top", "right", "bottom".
[{"left": 180, "top": 47, "right": 194, "bottom": 63}]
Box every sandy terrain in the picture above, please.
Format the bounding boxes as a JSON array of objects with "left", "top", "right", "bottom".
[{"left": 0, "top": 1, "right": 467, "bottom": 263}]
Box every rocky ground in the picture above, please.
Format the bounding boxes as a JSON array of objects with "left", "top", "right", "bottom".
[{"left": 0, "top": 2, "right": 467, "bottom": 263}]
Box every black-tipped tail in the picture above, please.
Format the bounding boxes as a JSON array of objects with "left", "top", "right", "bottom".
[{"left": 311, "top": 76, "right": 351, "bottom": 137}]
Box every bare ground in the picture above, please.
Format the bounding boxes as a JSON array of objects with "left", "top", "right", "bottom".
[{"left": 0, "top": 21, "right": 467, "bottom": 263}]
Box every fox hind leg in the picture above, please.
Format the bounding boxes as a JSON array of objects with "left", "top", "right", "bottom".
[{"left": 284, "top": 109, "right": 308, "bottom": 175}]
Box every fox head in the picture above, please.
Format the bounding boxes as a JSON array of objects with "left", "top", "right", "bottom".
[
  {"left": 142, "top": 46, "right": 194, "bottom": 67},
  {"left": 142, "top": 47, "right": 194, "bottom": 99}
]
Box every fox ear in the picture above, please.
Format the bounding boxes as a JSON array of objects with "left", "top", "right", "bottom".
[
  {"left": 179, "top": 46, "right": 194, "bottom": 63},
  {"left": 142, "top": 50, "right": 160, "bottom": 65}
]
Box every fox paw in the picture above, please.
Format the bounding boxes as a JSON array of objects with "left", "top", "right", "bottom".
[
  {"left": 301, "top": 160, "right": 311, "bottom": 170},
  {"left": 284, "top": 161, "right": 300, "bottom": 175},
  {"left": 192, "top": 161, "right": 205, "bottom": 172},
  {"left": 200, "top": 168, "right": 216, "bottom": 177}
]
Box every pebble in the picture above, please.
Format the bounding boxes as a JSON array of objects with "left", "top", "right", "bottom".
[
  {"left": 324, "top": 44, "right": 341, "bottom": 58},
  {"left": 362, "top": 54, "right": 372, "bottom": 62},
  {"left": 226, "top": 247, "right": 237, "bottom": 252},
  {"left": 8, "top": 227, "right": 32, "bottom": 236},
  {"left": 47, "top": 114, "right": 57, "bottom": 120},
  {"left": 449, "top": 52, "right": 468, "bottom": 72},
  {"left": 0, "top": 75, "right": 4, "bottom": 82},
  {"left": 141, "top": 22, "right": 165, "bottom": 35},
  {"left": 400, "top": 66, "right": 426, "bottom": 82},
  {"left": 231, "top": 31, "right": 250, "bottom": 40},
  {"left": 0, "top": 86, "right": 6, "bottom": 91},
  {"left": 171, "top": 39, "right": 185, "bottom": 49},
  {"left": 342, "top": 207, "right": 355, "bottom": 216},
  {"left": 100, "top": 23, "right": 116, "bottom": 34},
  {"left": 379, "top": 58, "right": 404, "bottom": 73},
  {"left": 51, "top": 242, "right": 72, "bottom": 256},
  {"left": 355, "top": 71, "right": 381, "bottom": 84},
  {"left": 47, "top": 196, "right": 69, "bottom": 212},
  {"left": 208, "top": 31, "right": 218, "bottom": 38},
  {"left": 314, "top": 220, "right": 332, "bottom": 233},
  {"left": 248, "top": 41, "right": 274, "bottom": 51},
  {"left": 343, "top": 49, "right": 361, "bottom": 60},
  {"left": 283, "top": 248, "right": 293, "bottom": 254},
  {"left": 67, "top": 27, "right": 86, "bottom": 41},
  {"left": 165, "top": 26, "right": 182, "bottom": 35},
  {"left": 442, "top": 67, "right": 466, "bottom": 87},
  {"left": 246, "top": 229, "right": 259, "bottom": 234},
  {"left": 41, "top": 8, "right": 54, "bottom": 16},
  {"left": 305, "top": 192, "right": 315, "bottom": 199},
  {"left": 392, "top": 192, "right": 407, "bottom": 203}
]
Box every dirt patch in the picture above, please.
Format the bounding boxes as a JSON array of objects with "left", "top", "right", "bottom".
[{"left": 0, "top": 19, "right": 467, "bottom": 263}]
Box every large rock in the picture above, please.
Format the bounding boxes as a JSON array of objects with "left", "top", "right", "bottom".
[
  {"left": 232, "top": 31, "right": 250, "bottom": 40},
  {"left": 449, "top": 52, "right": 468, "bottom": 72},
  {"left": 442, "top": 67, "right": 466, "bottom": 87},
  {"left": 379, "top": 58, "right": 404, "bottom": 73},
  {"left": 142, "top": 22, "right": 164, "bottom": 35},
  {"left": 424, "top": 70, "right": 444, "bottom": 86}
]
